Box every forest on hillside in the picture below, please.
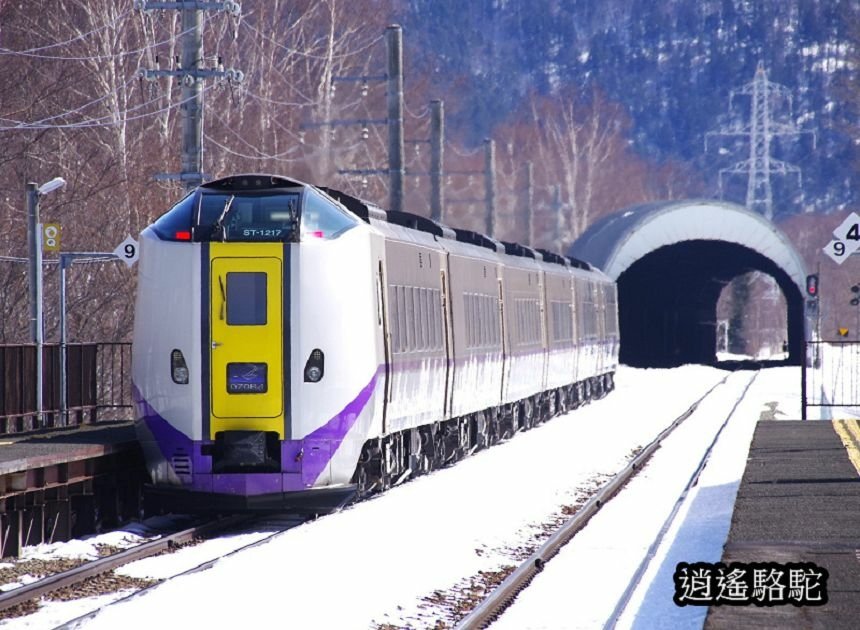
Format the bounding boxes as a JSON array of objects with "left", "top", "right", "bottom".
[{"left": 1, "top": 0, "right": 859, "bottom": 344}]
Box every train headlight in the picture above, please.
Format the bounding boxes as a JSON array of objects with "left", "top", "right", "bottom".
[
  {"left": 171, "top": 349, "right": 189, "bottom": 384},
  {"left": 303, "top": 348, "right": 324, "bottom": 383}
]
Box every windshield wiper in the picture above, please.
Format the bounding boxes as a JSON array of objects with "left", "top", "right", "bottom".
[
  {"left": 211, "top": 195, "right": 235, "bottom": 240},
  {"left": 218, "top": 275, "right": 226, "bottom": 320}
]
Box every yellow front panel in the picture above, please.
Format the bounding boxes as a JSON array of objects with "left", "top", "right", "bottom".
[{"left": 210, "top": 242, "right": 284, "bottom": 438}]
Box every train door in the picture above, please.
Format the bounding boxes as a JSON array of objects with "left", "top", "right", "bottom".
[
  {"left": 440, "top": 268, "right": 453, "bottom": 418},
  {"left": 498, "top": 277, "right": 507, "bottom": 401},
  {"left": 377, "top": 260, "right": 391, "bottom": 434},
  {"left": 209, "top": 245, "right": 284, "bottom": 438}
]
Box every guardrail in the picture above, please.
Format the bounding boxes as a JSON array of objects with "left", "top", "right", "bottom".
[
  {"left": 803, "top": 340, "right": 860, "bottom": 420},
  {"left": 0, "top": 342, "right": 132, "bottom": 434}
]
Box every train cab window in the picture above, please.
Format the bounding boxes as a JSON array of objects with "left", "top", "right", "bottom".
[
  {"left": 226, "top": 272, "right": 267, "bottom": 325},
  {"left": 198, "top": 192, "right": 299, "bottom": 242},
  {"left": 301, "top": 189, "right": 357, "bottom": 240},
  {"left": 151, "top": 192, "right": 196, "bottom": 241}
]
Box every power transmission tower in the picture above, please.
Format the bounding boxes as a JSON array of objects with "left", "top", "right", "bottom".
[
  {"left": 706, "top": 61, "right": 813, "bottom": 220},
  {"left": 136, "top": 1, "right": 244, "bottom": 191}
]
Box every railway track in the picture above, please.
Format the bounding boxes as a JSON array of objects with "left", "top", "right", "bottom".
[
  {"left": 455, "top": 370, "right": 760, "bottom": 629},
  {"left": 0, "top": 512, "right": 308, "bottom": 622}
]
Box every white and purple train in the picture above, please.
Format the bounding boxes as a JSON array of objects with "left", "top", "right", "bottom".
[{"left": 132, "top": 174, "right": 619, "bottom": 510}]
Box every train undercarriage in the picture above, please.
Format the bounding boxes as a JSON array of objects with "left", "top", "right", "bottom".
[{"left": 352, "top": 373, "right": 615, "bottom": 497}]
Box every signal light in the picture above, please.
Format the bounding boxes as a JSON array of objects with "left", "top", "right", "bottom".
[
  {"left": 175, "top": 230, "right": 192, "bottom": 241},
  {"left": 805, "top": 274, "right": 819, "bottom": 297}
]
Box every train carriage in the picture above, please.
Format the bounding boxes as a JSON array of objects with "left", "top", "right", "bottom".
[{"left": 132, "top": 174, "right": 619, "bottom": 511}]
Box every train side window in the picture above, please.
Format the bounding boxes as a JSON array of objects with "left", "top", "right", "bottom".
[
  {"left": 389, "top": 285, "right": 400, "bottom": 353},
  {"left": 481, "top": 295, "right": 493, "bottom": 347},
  {"left": 464, "top": 294, "right": 472, "bottom": 348},
  {"left": 468, "top": 294, "right": 476, "bottom": 348},
  {"left": 397, "top": 286, "right": 408, "bottom": 352},
  {"left": 493, "top": 297, "right": 500, "bottom": 346},
  {"left": 531, "top": 300, "right": 540, "bottom": 345},
  {"left": 419, "top": 288, "right": 429, "bottom": 351},
  {"left": 492, "top": 295, "right": 499, "bottom": 346},
  {"left": 474, "top": 295, "right": 480, "bottom": 347},
  {"left": 226, "top": 272, "right": 267, "bottom": 325},
  {"left": 432, "top": 289, "right": 442, "bottom": 350},
  {"left": 475, "top": 295, "right": 482, "bottom": 347},
  {"left": 481, "top": 295, "right": 489, "bottom": 348},
  {"left": 152, "top": 192, "right": 195, "bottom": 241},
  {"left": 405, "top": 287, "right": 415, "bottom": 351},
  {"left": 301, "top": 189, "right": 357, "bottom": 240}
]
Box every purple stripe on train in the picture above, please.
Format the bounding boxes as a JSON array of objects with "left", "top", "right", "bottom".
[{"left": 131, "top": 373, "right": 377, "bottom": 496}]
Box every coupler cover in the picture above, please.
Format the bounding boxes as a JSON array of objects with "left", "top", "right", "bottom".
[{"left": 212, "top": 430, "right": 281, "bottom": 473}]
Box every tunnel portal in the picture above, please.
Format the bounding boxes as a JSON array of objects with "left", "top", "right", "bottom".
[{"left": 569, "top": 200, "right": 809, "bottom": 368}]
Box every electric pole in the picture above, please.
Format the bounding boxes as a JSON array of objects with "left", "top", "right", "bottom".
[
  {"left": 387, "top": 25, "right": 405, "bottom": 214},
  {"left": 430, "top": 100, "right": 445, "bottom": 223},
  {"left": 484, "top": 139, "right": 496, "bottom": 238},
  {"left": 524, "top": 162, "right": 534, "bottom": 247},
  {"left": 136, "top": 1, "right": 244, "bottom": 191}
]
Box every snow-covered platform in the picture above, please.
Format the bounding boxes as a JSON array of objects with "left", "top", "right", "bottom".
[{"left": 706, "top": 420, "right": 860, "bottom": 629}]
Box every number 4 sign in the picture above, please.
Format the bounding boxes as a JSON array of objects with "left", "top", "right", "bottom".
[
  {"left": 113, "top": 235, "right": 139, "bottom": 267},
  {"left": 824, "top": 212, "right": 860, "bottom": 265}
]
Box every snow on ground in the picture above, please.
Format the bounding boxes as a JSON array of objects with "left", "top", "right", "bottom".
[
  {"left": 0, "top": 365, "right": 804, "bottom": 630},
  {"left": 493, "top": 367, "right": 800, "bottom": 629}
]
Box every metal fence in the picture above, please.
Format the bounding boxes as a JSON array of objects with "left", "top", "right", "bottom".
[
  {"left": 0, "top": 342, "right": 132, "bottom": 434},
  {"left": 802, "top": 340, "right": 860, "bottom": 420}
]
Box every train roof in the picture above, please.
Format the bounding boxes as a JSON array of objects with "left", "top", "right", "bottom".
[
  {"left": 316, "top": 185, "right": 589, "bottom": 270},
  {"left": 189, "top": 176, "right": 603, "bottom": 275},
  {"left": 201, "top": 173, "right": 306, "bottom": 191}
]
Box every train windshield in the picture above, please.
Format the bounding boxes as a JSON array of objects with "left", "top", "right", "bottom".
[
  {"left": 300, "top": 189, "right": 358, "bottom": 240},
  {"left": 198, "top": 192, "right": 300, "bottom": 242}
]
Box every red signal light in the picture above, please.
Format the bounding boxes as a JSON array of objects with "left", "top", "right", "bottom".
[
  {"left": 175, "top": 230, "right": 192, "bottom": 241},
  {"left": 805, "top": 274, "right": 818, "bottom": 297}
]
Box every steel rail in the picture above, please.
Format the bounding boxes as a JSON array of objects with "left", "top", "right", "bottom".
[
  {"left": 56, "top": 513, "right": 309, "bottom": 629},
  {"left": 0, "top": 515, "right": 250, "bottom": 613},
  {"left": 455, "top": 372, "right": 739, "bottom": 629},
  {"left": 604, "top": 371, "right": 759, "bottom": 628}
]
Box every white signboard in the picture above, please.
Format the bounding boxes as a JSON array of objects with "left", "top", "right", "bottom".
[
  {"left": 823, "top": 239, "right": 854, "bottom": 265},
  {"left": 832, "top": 212, "right": 860, "bottom": 242},
  {"left": 113, "top": 235, "right": 139, "bottom": 267},
  {"left": 824, "top": 212, "right": 860, "bottom": 265}
]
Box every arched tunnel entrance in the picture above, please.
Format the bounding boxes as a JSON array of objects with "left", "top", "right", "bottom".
[
  {"left": 617, "top": 239, "right": 805, "bottom": 367},
  {"left": 569, "top": 200, "right": 811, "bottom": 370}
]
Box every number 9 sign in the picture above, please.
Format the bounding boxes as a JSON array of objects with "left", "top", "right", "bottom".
[{"left": 113, "top": 235, "right": 140, "bottom": 267}]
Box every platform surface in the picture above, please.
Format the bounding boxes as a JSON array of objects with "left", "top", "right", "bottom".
[
  {"left": 0, "top": 422, "right": 137, "bottom": 474},
  {"left": 705, "top": 420, "right": 860, "bottom": 629}
]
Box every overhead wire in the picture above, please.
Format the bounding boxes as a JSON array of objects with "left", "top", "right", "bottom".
[
  {"left": 1, "top": 75, "right": 141, "bottom": 128},
  {"left": 3, "top": 18, "right": 207, "bottom": 61},
  {"left": 0, "top": 12, "right": 215, "bottom": 130},
  {"left": 203, "top": 132, "right": 304, "bottom": 163},
  {"left": 404, "top": 102, "right": 429, "bottom": 120},
  {"left": 448, "top": 143, "right": 484, "bottom": 158},
  {"left": 241, "top": 89, "right": 314, "bottom": 110},
  {"left": 0, "top": 85, "right": 215, "bottom": 131},
  {"left": 0, "top": 9, "right": 134, "bottom": 55},
  {"left": 240, "top": 20, "right": 384, "bottom": 61}
]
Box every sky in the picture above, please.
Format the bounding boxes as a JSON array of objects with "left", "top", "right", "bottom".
[{"left": 0, "top": 364, "right": 806, "bottom": 630}]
